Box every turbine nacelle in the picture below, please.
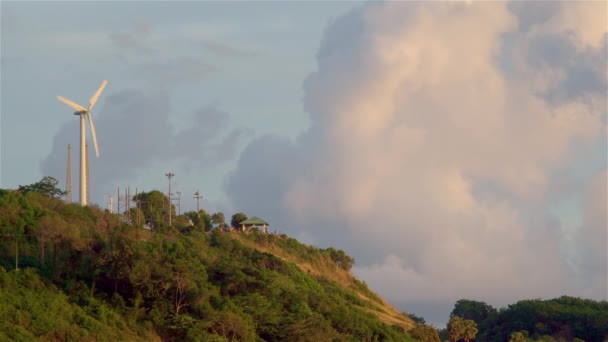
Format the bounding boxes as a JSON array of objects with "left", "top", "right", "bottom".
[{"left": 57, "top": 80, "right": 107, "bottom": 158}]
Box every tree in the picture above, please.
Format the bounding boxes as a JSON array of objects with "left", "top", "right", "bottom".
[
  {"left": 231, "top": 212, "right": 248, "bottom": 229},
  {"left": 206, "top": 310, "right": 256, "bottom": 341},
  {"left": 101, "top": 229, "right": 141, "bottom": 294},
  {"left": 174, "top": 214, "right": 194, "bottom": 233},
  {"left": 408, "top": 313, "right": 426, "bottom": 324},
  {"left": 474, "top": 296, "right": 608, "bottom": 341},
  {"left": 410, "top": 324, "right": 440, "bottom": 342},
  {"left": 133, "top": 190, "right": 174, "bottom": 228},
  {"left": 199, "top": 209, "right": 213, "bottom": 231},
  {"left": 325, "top": 247, "right": 354, "bottom": 271},
  {"left": 0, "top": 190, "right": 35, "bottom": 270},
  {"left": 37, "top": 214, "right": 74, "bottom": 277},
  {"left": 448, "top": 316, "right": 465, "bottom": 342},
  {"left": 129, "top": 207, "right": 145, "bottom": 227},
  {"left": 183, "top": 210, "right": 212, "bottom": 231},
  {"left": 18, "top": 176, "right": 66, "bottom": 198},
  {"left": 211, "top": 212, "right": 226, "bottom": 229},
  {"left": 462, "top": 319, "right": 478, "bottom": 342},
  {"left": 450, "top": 299, "right": 496, "bottom": 324},
  {"left": 509, "top": 331, "right": 526, "bottom": 342}
]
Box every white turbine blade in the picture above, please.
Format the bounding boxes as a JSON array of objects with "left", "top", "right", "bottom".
[
  {"left": 88, "top": 80, "right": 108, "bottom": 110},
  {"left": 57, "top": 96, "right": 87, "bottom": 112},
  {"left": 87, "top": 113, "right": 100, "bottom": 157}
]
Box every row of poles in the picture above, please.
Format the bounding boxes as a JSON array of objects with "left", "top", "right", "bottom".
[
  {"left": 67, "top": 145, "right": 203, "bottom": 228},
  {"left": 108, "top": 172, "right": 204, "bottom": 227},
  {"left": 164, "top": 172, "right": 204, "bottom": 227}
]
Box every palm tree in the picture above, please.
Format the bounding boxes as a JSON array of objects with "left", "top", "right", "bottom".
[
  {"left": 462, "top": 319, "right": 478, "bottom": 342},
  {"left": 448, "top": 316, "right": 465, "bottom": 342},
  {"left": 509, "top": 331, "right": 526, "bottom": 342}
]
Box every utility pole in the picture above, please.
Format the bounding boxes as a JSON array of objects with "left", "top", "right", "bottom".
[
  {"left": 135, "top": 188, "right": 140, "bottom": 227},
  {"left": 127, "top": 186, "right": 131, "bottom": 222},
  {"left": 165, "top": 173, "right": 175, "bottom": 226},
  {"left": 194, "top": 191, "right": 202, "bottom": 218}
]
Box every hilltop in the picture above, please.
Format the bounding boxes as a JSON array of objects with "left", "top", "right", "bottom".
[
  {"left": 4, "top": 178, "right": 604, "bottom": 342},
  {"left": 0, "top": 178, "right": 430, "bottom": 341}
]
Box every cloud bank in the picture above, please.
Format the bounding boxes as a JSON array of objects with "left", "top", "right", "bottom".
[{"left": 225, "top": 1, "right": 607, "bottom": 324}]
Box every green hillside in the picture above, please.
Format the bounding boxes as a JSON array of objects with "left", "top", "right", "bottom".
[{"left": 0, "top": 178, "right": 422, "bottom": 341}]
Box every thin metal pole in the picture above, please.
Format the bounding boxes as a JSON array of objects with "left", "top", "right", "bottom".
[
  {"left": 66, "top": 144, "right": 72, "bottom": 202},
  {"left": 136, "top": 188, "right": 139, "bottom": 227},
  {"left": 127, "top": 186, "right": 131, "bottom": 222},
  {"left": 165, "top": 173, "right": 174, "bottom": 226}
]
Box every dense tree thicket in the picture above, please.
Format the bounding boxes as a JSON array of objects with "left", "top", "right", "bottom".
[
  {"left": 447, "top": 297, "right": 608, "bottom": 342},
  {"left": 0, "top": 178, "right": 415, "bottom": 341}
]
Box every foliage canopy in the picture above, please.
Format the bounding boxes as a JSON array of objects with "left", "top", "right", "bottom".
[{"left": 0, "top": 180, "right": 416, "bottom": 341}]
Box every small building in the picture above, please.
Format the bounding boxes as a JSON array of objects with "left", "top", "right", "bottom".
[{"left": 239, "top": 216, "right": 269, "bottom": 233}]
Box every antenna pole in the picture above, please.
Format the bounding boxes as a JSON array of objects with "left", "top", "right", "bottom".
[
  {"left": 176, "top": 191, "right": 182, "bottom": 215},
  {"left": 135, "top": 187, "right": 139, "bottom": 227},
  {"left": 126, "top": 186, "right": 130, "bottom": 222},
  {"left": 66, "top": 144, "right": 72, "bottom": 202},
  {"left": 165, "top": 173, "right": 175, "bottom": 227}
]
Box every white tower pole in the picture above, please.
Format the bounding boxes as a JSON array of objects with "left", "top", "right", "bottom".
[{"left": 80, "top": 113, "right": 87, "bottom": 206}]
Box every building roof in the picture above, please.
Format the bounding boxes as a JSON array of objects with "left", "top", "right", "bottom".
[{"left": 239, "top": 216, "right": 269, "bottom": 226}]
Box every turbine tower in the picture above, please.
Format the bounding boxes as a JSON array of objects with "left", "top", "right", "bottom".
[
  {"left": 86, "top": 142, "right": 90, "bottom": 202},
  {"left": 57, "top": 80, "right": 107, "bottom": 206}
]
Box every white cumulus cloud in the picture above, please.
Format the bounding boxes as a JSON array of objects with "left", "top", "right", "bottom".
[{"left": 225, "top": 1, "right": 607, "bottom": 324}]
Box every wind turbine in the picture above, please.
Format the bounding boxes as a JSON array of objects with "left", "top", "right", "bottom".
[{"left": 57, "top": 80, "right": 107, "bottom": 206}]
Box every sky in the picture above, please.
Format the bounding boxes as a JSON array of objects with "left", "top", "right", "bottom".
[{"left": 1, "top": 1, "right": 606, "bottom": 327}]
